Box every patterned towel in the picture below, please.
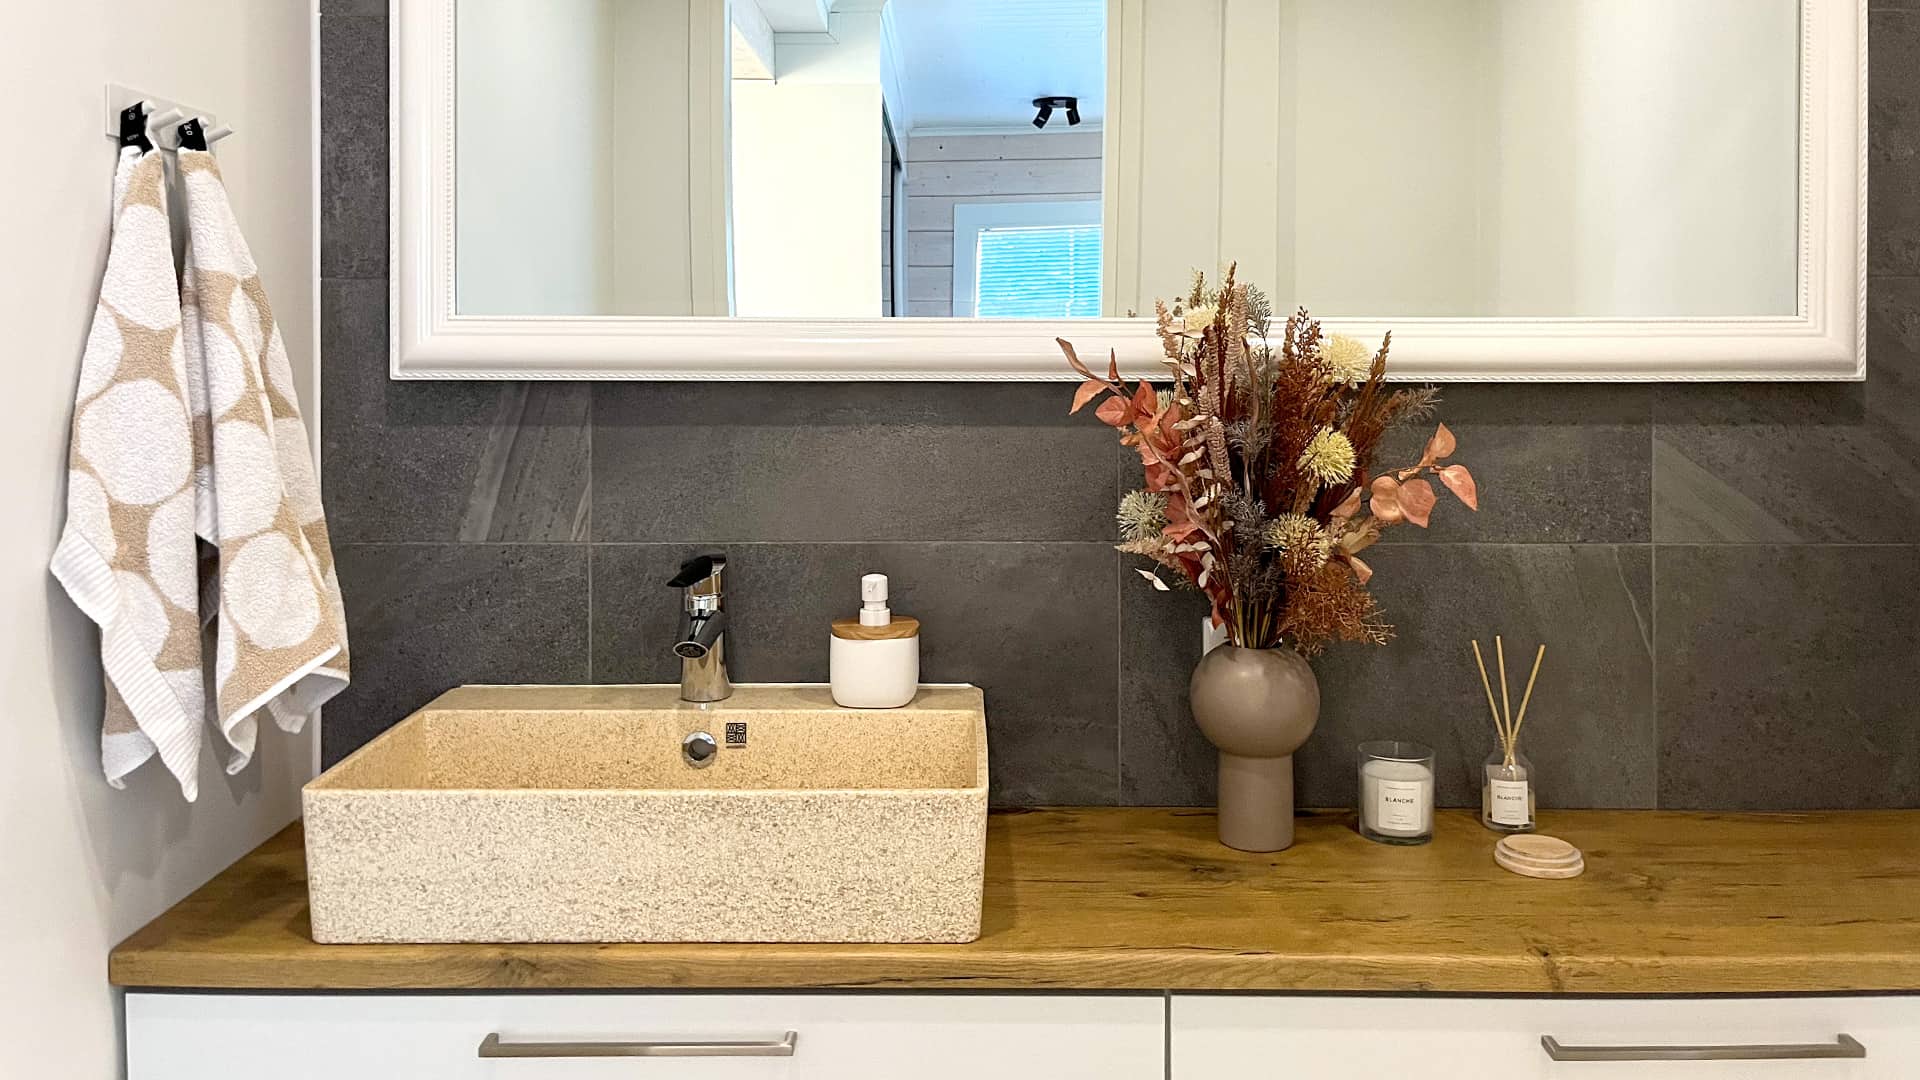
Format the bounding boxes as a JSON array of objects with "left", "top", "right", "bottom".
[
  {"left": 177, "top": 148, "right": 349, "bottom": 772},
  {"left": 51, "top": 147, "right": 209, "bottom": 796}
]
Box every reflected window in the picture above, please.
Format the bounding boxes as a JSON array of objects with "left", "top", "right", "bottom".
[{"left": 953, "top": 201, "right": 1102, "bottom": 318}]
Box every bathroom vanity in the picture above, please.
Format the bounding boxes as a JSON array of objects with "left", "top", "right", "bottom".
[{"left": 114, "top": 808, "right": 1920, "bottom": 1077}]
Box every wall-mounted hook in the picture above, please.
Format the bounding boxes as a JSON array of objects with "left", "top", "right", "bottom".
[
  {"left": 177, "top": 118, "right": 208, "bottom": 152},
  {"left": 118, "top": 102, "right": 152, "bottom": 151}
]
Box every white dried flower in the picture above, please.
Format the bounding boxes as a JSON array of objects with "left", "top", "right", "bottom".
[
  {"left": 1263, "top": 513, "right": 1331, "bottom": 568},
  {"left": 1182, "top": 305, "right": 1218, "bottom": 337},
  {"left": 1320, "top": 334, "right": 1373, "bottom": 386},
  {"left": 1299, "top": 427, "right": 1357, "bottom": 485},
  {"left": 1116, "top": 489, "right": 1168, "bottom": 542}
]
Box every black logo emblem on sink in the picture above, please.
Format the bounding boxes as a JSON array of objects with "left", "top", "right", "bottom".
[{"left": 725, "top": 722, "right": 748, "bottom": 748}]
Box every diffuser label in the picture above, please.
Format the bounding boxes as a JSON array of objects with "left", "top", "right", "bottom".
[
  {"left": 1375, "top": 780, "right": 1423, "bottom": 832},
  {"left": 1489, "top": 779, "right": 1530, "bottom": 824}
]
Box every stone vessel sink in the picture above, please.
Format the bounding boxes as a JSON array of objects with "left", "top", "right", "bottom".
[{"left": 303, "top": 684, "right": 987, "bottom": 944}]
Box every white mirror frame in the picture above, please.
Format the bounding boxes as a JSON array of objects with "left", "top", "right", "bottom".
[{"left": 391, "top": 0, "right": 1866, "bottom": 382}]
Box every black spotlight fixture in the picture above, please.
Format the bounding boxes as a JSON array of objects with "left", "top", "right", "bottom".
[{"left": 1031, "top": 96, "right": 1081, "bottom": 129}]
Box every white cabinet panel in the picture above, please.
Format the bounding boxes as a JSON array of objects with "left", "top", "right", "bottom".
[
  {"left": 127, "top": 993, "right": 1164, "bottom": 1080},
  {"left": 1172, "top": 995, "right": 1920, "bottom": 1080}
]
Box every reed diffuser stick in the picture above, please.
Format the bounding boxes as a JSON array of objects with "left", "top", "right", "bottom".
[
  {"left": 1471, "top": 639, "right": 1508, "bottom": 756},
  {"left": 1507, "top": 644, "right": 1548, "bottom": 756},
  {"left": 1495, "top": 636, "right": 1513, "bottom": 761}
]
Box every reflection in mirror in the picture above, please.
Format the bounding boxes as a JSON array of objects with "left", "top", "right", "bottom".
[
  {"left": 1277, "top": 0, "right": 1800, "bottom": 318},
  {"left": 452, "top": 0, "right": 1799, "bottom": 324},
  {"left": 454, "top": 0, "right": 1106, "bottom": 319}
]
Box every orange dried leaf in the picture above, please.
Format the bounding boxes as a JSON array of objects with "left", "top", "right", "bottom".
[
  {"left": 1369, "top": 475, "right": 1404, "bottom": 524},
  {"left": 1070, "top": 379, "right": 1108, "bottom": 414},
  {"left": 1107, "top": 349, "right": 1122, "bottom": 383},
  {"left": 1057, "top": 337, "right": 1096, "bottom": 380},
  {"left": 1436, "top": 464, "right": 1479, "bottom": 510},
  {"left": 1331, "top": 487, "right": 1364, "bottom": 522},
  {"left": 1094, "top": 396, "right": 1133, "bottom": 427},
  {"left": 1399, "top": 477, "right": 1438, "bottom": 528},
  {"left": 1421, "top": 422, "right": 1457, "bottom": 465},
  {"left": 1346, "top": 553, "right": 1374, "bottom": 584},
  {"left": 1132, "top": 380, "right": 1157, "bottom": 417}
]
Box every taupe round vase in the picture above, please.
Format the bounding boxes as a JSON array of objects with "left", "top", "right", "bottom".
[{"left": 1189, "top": 645, "right": 1320, "bottom": 852}]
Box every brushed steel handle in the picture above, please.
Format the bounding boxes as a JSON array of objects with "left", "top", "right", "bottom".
[
  {"left": 478, "top": 1030, "right": 797, "bottom": 1058},
  {"left": 1541, "top": 1033, "right": 1865, "bottom": 1062}
]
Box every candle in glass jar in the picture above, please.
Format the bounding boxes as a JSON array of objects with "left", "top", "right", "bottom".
[{"left": 1357, "top": 741, "right": 1435, "bottom": 843}]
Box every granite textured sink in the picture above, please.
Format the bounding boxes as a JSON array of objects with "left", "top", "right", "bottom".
[{"left": 303, "top": 684, "right": 987, "bottom": 944}]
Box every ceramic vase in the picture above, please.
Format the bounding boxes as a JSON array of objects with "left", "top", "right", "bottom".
[{"left": 1188, "top": 645, "right": 1320, "bottom": 851}]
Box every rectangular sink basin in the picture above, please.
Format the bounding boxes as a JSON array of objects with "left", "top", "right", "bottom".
[{"left": 303, "top": 684, "right": 987, "bottom": 944}]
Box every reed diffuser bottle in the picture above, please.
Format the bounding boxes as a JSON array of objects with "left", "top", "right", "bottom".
[{"left": 1472, "top": 636, "right": 1545, "bottom": 833}]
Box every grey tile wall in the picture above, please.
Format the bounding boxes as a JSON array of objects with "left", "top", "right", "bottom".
[{"left": 318, "top": 6, "right": 1920, "bottom": 809}]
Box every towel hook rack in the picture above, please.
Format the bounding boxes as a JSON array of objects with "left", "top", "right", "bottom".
[{"left": 104, "top": 86, "right": 235, "bottom": 153}]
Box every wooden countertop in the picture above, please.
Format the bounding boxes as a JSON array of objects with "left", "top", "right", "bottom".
[{"left": 110, "top": 808, "right": 1920, "bottom": 994}]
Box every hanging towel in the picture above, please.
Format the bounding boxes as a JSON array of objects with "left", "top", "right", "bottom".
[
  {"left": 176, "top": 148, "right": 349, "bottom": 772},
  {"left": 51, "top": 147, "right": 209, "bottom": 798}
]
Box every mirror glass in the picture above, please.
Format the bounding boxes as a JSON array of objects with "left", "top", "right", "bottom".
[{"left": 452, "top": 0, "right": 1798, "bottom": 322}]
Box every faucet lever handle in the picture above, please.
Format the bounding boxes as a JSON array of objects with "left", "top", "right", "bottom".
[{"left": 667, "top": 553, "right": 726, "bottom": 590}]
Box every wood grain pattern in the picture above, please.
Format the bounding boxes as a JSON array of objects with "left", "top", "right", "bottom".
[
  {"left": 109, "top": 808, "right": 1920, "bottom": 994},
  {"left": 830, "top": 615, "right": 921, "bottom": 640}
]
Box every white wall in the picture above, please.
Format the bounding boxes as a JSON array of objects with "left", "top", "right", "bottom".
[
  {"left": 1109, "top": 0, "right": 1799, "bottom": 318},
  {"left": 456, "top": 0, "right": 614, "bottom": 316},
  {"left": 0, "top": 2, "right": 316, "bottom": 1076},
  {"left": 1281, "top": 0, "right": 1487, "bottom": 317},
  {"left": 730, "top": 6, "right": 885, "bottom": 317}
]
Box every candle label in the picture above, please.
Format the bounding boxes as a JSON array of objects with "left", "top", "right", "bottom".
[
  {"left": 1489, "top": 778, "right": 1531, "bottom": 825},
  {"left": 1375, "top": 779, "right": 1424, "bottom": 832}
]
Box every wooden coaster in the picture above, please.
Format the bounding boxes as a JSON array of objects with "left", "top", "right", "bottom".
[{"left": 1495, "top": 834, "right": 1585, "bottom": 879}]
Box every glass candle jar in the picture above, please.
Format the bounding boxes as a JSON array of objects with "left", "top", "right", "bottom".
[
  {"left": 1482, "top": 749, "right": 1536, "bottom": 832},
  {"left": 1357, "top": 741, "right": 1435, "bottom": 845}
]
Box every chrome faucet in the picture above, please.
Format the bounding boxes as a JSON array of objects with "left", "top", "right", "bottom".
[{"left": 668, "top": 554, "right": 731, "bottom": 703}]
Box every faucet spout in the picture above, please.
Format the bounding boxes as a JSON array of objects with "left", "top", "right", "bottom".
[
  {"left": 667, "top": 554, "right": 732, "bottom": 702},
  {"left": 674, "top": 610, "right": 727, "bottom": 659}
]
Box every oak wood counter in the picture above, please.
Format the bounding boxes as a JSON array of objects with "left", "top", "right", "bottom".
[{"left": 110, "top": 808, "right": 1920, "bottom": 995}]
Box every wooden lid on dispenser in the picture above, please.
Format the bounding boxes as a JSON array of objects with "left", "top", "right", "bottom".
[{"left": 831, "top": 615, "right": 920, "bottom": 640}]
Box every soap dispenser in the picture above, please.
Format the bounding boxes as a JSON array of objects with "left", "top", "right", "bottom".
[{"left": 829, "top": 573, "right": 920, "bottom": 708}]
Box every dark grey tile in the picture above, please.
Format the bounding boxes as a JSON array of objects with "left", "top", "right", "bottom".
[
  {"left": 325, "top": 544, "right": 590, "bottom": 765},
  {"left": 1872, "top": 10, "right": 1920, "bottom": 274},
  {"left": 1365, "top": 383, "right": 1652, "bottom": 544},
  {"left": 321, "top": 279, "right": 591, "bottom": 542},
  {"left": 1297, "top": 545, "right": 1656, "bottom": 810},
  {"left": 590, "top": 383, "right": 1117, "bottom": 542},
  {"left": 1655, "top": 545, "right": 1920, "bottom": 809},
  {"left": 590, "top": 542, "right": 1120, "bottom": 805},
  {"left": 322, "top": 0, "right": 387, "bottom": 13},
  {"left": 1653, "top": 279, "right": 1920, "bottom": 542},
  {"left": 320, "top": 15, "right": 388, "bottom": 279},
  {"left": 1117, "top": 566, "right": 1215, "bottom": 805}
]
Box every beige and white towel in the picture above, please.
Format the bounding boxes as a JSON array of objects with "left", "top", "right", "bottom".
[
  {"left": 177, "top": 148, "right": 349, "bottom": 772},
  {"left": 51, "top": 147, "right": 209, "bottom": 797}
]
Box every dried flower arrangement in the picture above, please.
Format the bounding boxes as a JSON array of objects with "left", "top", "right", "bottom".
[{"left": 1061, "top": 268, "right": 1481, "bottom": 655}]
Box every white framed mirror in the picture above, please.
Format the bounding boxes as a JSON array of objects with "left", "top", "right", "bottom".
[{"left": 391, "top": 0, "right": 1866, "bottom": 380}]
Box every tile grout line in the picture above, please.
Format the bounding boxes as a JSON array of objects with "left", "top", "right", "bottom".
[
  {"left": 585, "top": 385, "right": 595, "bottom": 680},
  {"left": 1648, "top": 388, "right": 1659, "bottom": 809}
]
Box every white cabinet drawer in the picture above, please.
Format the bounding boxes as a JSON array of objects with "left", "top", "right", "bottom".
[
  {"left": 1172, "top": 995, "right": 1920, "bottom": 1079},
  {"left": 127, "top": 992, "right": 1164, "bottom": 1080}
]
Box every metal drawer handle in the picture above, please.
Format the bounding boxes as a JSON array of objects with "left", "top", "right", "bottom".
[
  {"left": 1541, "top": 1033, "right": 1864, "bottom": 1062},
  {"left": 478, "top": 1030, "right": 797, "bottom": 1059}
]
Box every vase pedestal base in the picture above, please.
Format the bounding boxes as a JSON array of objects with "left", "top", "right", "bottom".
[{"left": 1216, "top": 752, "right": 1295, "bottom": 852}]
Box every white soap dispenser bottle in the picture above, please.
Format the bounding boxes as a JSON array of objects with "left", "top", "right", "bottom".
[{"left": 829, "top": 573, "right": 920, "bottom": 708}]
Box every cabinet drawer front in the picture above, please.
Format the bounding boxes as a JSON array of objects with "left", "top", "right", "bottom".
[
  {"left": 128, "top": 992, "right": 1164, "bottom": 1080},
  {"left": 1172, "top": 996, "right": 1920, "bottom": 1080}
]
